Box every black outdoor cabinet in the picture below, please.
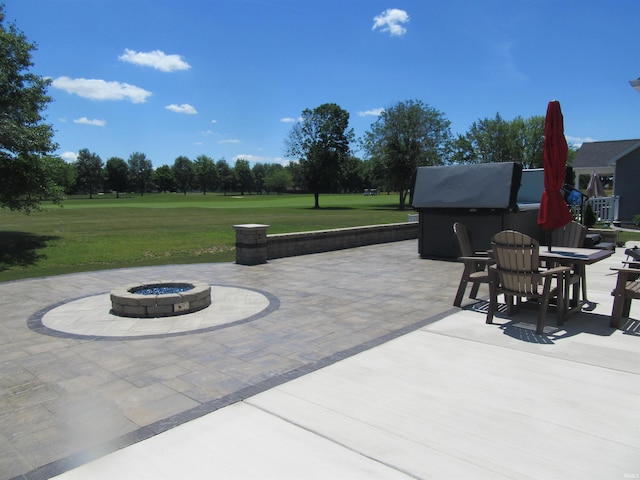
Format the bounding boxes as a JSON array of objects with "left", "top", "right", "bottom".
[{"left": 410, "top": 162, "right": 542, "bottom": 259}]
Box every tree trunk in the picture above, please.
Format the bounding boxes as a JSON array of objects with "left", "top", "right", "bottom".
[
  {"left": 398, "top": 189, "right": 407, "bottom": 210},
  {"left": 314, "top": 192, "right": 320, "bottom": 209}
]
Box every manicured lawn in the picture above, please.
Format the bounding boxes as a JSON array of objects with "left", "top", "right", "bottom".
[{"left": 0, "top": 192, "right": 410, "bottom": 282}]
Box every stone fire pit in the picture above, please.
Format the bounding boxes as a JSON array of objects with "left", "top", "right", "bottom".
[{"left": 111, "top": 281, "right": 211, "bottom": 318}]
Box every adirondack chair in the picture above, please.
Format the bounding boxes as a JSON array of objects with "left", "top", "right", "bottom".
[
  {"left": 550, "top": 221, "right": 588, "bottom": 306},
  {"left": 551, "top": 220, "right": 587, "bottom": 248},
  {"left": 453, "top": 222, "right": 492, "bottom": 307},
  {"left": 487, "top": 230, "right": 570, "bottom": 335},
  {"left": 610, "top": 261, "right": 640, "bottom": 328}
]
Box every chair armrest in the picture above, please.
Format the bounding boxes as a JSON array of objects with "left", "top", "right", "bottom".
[
  {"left": 620, "top": 261, "right": 640, "bottom": 269},
  {"left": 459, "top": 256, "right": 494, "bottom": 265},
  {"left": 610, "top": 266, "right": 640, "bottom": 272},
  {"left": 540, "top": 266, "right": 571, "bottom": 277},
  {"left": 609, "top": 267, "right": 640, "bottom": 285}
]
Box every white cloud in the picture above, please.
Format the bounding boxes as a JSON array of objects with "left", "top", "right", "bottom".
[
  {"left": 61, "top": 151, "right": 78, "bottom": 162},
  {"left": 52, "top": 76, "right": 152, "bottom": 103},
  {"left": 372, "top": 9, "right": 409, "bottom": 37},
  {"left": 280, "top": 117, "right": 303, "bottom": 123},
  {"left": 211, "top": 119, "right": 218, "bottom": 124},
  {"left": 219, "top": 139, "right": 241, "bottom": 144},
  {"left": 358, "top": 108, "right": 385, "bottom": 117},
  {"left": 119, "top": 49, "right": 191, "bottom": 72},
  {"left": 165, "top": 103, "right": 198, "bottom": 114},
  {"left": 566, "top": 135, "right": 596, "bottom": 148},
  {"left": 73, "top": 117, "right": 106, "bottom": 126}
]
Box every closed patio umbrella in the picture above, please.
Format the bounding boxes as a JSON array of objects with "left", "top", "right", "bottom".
[
  {"left": 538, "top": 100, "right": 573, "bottom": 249},
  {"left": 586, "top": 171, "right": 605, "bottom": 198}
]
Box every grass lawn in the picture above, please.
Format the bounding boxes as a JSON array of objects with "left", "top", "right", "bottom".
[{"left": 0, "top": 192, "right": 410, "bottom": 282}]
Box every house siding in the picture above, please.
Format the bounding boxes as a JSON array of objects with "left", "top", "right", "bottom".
[{"left": 615, "top": 150, "right": 640, "bottom": 222}]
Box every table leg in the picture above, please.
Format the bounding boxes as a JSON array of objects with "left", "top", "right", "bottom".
[{"left": 579, "top": 265, "right": 588, "bottom": 304}]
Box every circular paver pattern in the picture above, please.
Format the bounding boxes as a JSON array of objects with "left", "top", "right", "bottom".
[{"left": 32, "top": 285, "right": 277, "bottom": 340}]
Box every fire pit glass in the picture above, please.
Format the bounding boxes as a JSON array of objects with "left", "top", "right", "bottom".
[{"left": 131, "top": 283, "right": 193, "bottom": 296}]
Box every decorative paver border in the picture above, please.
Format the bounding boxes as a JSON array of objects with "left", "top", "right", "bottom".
[{"left": 28, "top": 284, "right": 280, "bottom": 341}]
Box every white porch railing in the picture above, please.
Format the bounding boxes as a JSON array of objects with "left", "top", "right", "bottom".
[
  {"left": 571, "top": 196, "right": 619, "bottom": 223},
  {"left": 588, "top": 196, "right": 619, "bottom": 222}
]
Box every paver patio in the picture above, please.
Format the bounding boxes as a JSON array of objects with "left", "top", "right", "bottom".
[{"left": 1, "top": 239, "right": 638, "bottom": 479}]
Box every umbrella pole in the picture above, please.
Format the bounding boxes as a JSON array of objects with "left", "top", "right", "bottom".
[{"left": 547, "top": 229, "right": 552, "bottom": 252}]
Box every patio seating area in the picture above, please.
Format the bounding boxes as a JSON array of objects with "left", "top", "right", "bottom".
[{"left": 0, "top": 239, "right": 638, "bottom": 479}]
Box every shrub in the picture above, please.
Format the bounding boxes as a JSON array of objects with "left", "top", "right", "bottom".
[{"left": 584, "top": 202, "right": 597, "bottom": 228}]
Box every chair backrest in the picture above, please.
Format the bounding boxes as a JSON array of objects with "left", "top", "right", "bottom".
[
  {"left": 491, "top": 230, "right": 541, "bottom": 296},
  {"left": 453, "top": 222, "right": 473, "bottom": 257},
  {"left": 551, "top": 221, "right": 586, "bottom": 248}
]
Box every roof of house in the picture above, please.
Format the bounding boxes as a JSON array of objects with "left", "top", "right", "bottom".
[{"left": 572, "top": 139, "right": 640, "bottom": 169}]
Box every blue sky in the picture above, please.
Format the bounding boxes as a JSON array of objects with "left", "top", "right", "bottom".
[{"left": 5, "top": 0, "right": 639, "bottom": 168}]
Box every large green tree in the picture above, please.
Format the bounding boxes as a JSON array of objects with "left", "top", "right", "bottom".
[
  {"left": 44, "top": 155, "right": 75, "bottom": 194},
  {"left": 216, "top": 158, "right": 234, "bottom": 195},
  {"left": 193, "top": 154, "right": 218, "bottom": 194},
  {"left": 74, "top": 148, "right": 103, "bottom": 199},
  {"left": 361, "top": 100, "right": 452, "bottom": 210},
  {"left": 451, "top": 113, "right": 545, "bottom": 168},
  {"left": 153, "top": 165, "right": 175, "bottom": 193},
  {"left": 104, "top": 156, "right": 128, "bottom": 198},
  {"left": 173, "top": 156, "right": 194, "bottom": 195},
  {"left": 264, "top": 165, "right": 292, "bottom": 194},
  {"left": 285, "top": 103, "right": 354, "bottom": 208},
  {"left": 127, "top": 152, "right": 153, "bottom": 196},
  {"left": 0, "top": 5, "right": 63, "bottom": 212},
  {"left": 234, "top": 158, "right": 254, "bottom": 195},
  {"left": 252, "top": 163, "right": 267, "bottom": 194}
]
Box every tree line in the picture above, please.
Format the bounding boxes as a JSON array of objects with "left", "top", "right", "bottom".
[
  {"left": 1, "top": 5, "right": 575, "bottom": 213},
  {"left": 63, "top": 150, "right": 297, "bottom": 198}
]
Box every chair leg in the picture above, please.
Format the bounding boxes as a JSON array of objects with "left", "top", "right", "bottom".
[
  {"left": 536, "top": 278, "right": 553, "bottom": 335},
  {"left": 486, "top": 282, "right": 496, "bottom": 324},
  {"left": 506, "top": 295, "right": 515, "bottom": 315},
  {"left": 454, "top": 267, "right": 472, "bottom": 307},
  {"left": 610, "top": 272, "right": 629, "bottom": 329},
  {"left": 536, "top": 302, "right": 548, "bottom": 335},
  {"left": 610, "top": 296, "right": 624, "bottom": 329},
  {"left": 469, "top": 281, "right": 480, "bottom": 300},
  {"left": 556, "top": 271, "right": 566, "bottom": 326}
]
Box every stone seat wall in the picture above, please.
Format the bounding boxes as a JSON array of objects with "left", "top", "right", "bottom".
[{"left": 233, "top": 222, "right": 419, "bottom": 265}]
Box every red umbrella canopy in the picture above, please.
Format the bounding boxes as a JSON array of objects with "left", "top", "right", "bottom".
[{"left": 538, "top": 100, "right": 573, "bottom": 230}]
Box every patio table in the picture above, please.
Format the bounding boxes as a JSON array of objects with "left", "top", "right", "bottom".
[{"left": 538, "top": 246, "right": 614, "bottom": 316}]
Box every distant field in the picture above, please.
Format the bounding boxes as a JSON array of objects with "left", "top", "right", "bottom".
[{"left": 0, "top": 192, "right": 410, "bottom": 282}]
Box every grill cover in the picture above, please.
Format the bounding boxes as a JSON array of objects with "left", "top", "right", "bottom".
[{"left": 410, "top": 162, "right": 523, "bottom": 210}]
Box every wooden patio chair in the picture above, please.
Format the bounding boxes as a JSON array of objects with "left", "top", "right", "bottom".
[
  {"left": 610, "top": 261, "right": 640, "bottom": 329},
  {"left": 487, "top": 230, "right": 570, "bottom": 335},
  {"left": 453, "top": 222, "right": 493, "bottom": 307},
  {"left": 550, "top": 220, "right": 587, "bottom": 249},
  {"left": 550, "top": 221, "right": 588, "bottom": 306}
]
